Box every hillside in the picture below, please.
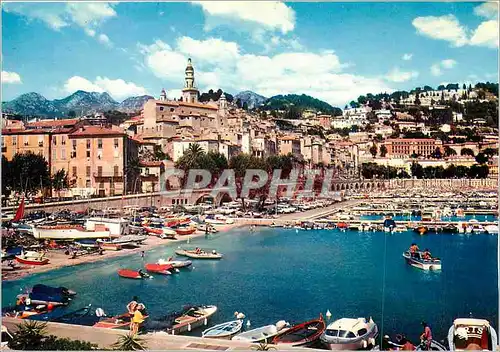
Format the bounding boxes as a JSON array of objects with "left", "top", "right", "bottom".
[
  {"left": 263, "top": 94, "right": 342, "bottom": 116},
  {"left": 234, "top": 91, "right": 267, "bottom": 109}
]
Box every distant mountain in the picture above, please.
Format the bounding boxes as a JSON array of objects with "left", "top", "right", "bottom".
[
  {"left": 263, "top": 94, "right": 342, "bottom": 116},
  {"left": 2, "top": 91, "right": 153, "bottom": 118},
  {"left": 119, "top": 95, "right": 154, "bottom": 113},
  {"left": 234, "top": 91, "right": 267, "bottom": 109}
]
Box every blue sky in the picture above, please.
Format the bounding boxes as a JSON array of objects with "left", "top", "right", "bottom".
[{"left": 1, "top": 1, "right": 498, "bottom": 107}]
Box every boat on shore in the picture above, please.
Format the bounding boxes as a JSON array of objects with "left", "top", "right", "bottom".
[
  {"left": 320, "top": 317, "right": 378, "bottom": 350},
  {"left": 202, "top": 320, "right": 243, "bottom": 339},
  {"left": 15, "top": 254, "right": 49, "bottom": 265},
  {"left": 232, "top": 320, "right": 290, "bottom": 343},
  {"left": 447, "top": 318, "right": 498, "bottom": 351},
  {"left": 157, "top": 259, "right": 192, "bottom": 268},
  {"left": 175, "top": 249, "right": 222, "bottom": 259},
  {"left": 117, "top": 269, "right": 151, "bottom": 279},
  {"left": 164, "top": 305, "right": 218, "bottom": 335},
  {"left": 403, "top": 251, "right": 441, "bottom": 271},
  {"left": 175, "top": 227, "right": 196, "bottom": 236},
  {"left": 16, "top": 292, "right": 71, "bottom": 307},
  {"left": 32, "top": 225, "right": 112, "bottom": 240},
  {"left": 273, "top": 314, "right": 326, "bottom": 347},
  {"left": 99, "top": 242, "right": 122, "bottom": 251}
]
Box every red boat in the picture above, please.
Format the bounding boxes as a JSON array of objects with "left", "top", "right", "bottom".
[
  {"left": 15, "top": 255, "right": 49, "bottom": 265},
  {"left": 175, "top": 227, "right": 196, "bottom": 236},
  {"left": 144, "top": 227, "right": 163, "bottom": 235},
  {"left": 117, "top": 269, "right": 150, "bottom": 279},
  {"left": 272, "top": 314, "right": 325, "bottom": 347},
  {"left": 145, "top": 263, "right": 173, "bottom": 275},
  {"left": 337, "top": 222, "right": 349, "bottom": 229}
]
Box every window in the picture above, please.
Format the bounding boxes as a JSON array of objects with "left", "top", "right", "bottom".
[
  {"left": 72, "top": 140, "right": 77, "bottom": 150},
  {"left": 61, "top": 149, "right": 66, "bottom": 160},
  {"left": 99, "top": 181, "right": 104, "bottom": 188},
  {"left": 114, "top": 138, "right": 119, "bottom": 148},
  {"left": 53, "top": 136, "right": 57, "bottom": 145},
  {"left": 1, "top": 137, "right": 4, "bottom": 147},
  {"left": 38, "top": 136, "right": 44, "bottom": 147},
  {"left": 145, "top": 168, "right": 149, "bottom": 176},
  {"left": 86, "top": 139, "right": 91, "bottom": 149},
  {"left": 86, "top": 166, "right": 91, "bottom": 177},
  {"left": 61, "top": 136, "right": 66, "bottom": 145},
  {"left": 113, "top": 165, "right": 119, "bottom": 176},
  {"left": 86, "top": 180, "right": 91, "bottom": 188},
  {"left": 357, "top": 329, "right": 367, "bottom": 336},
  {"left": 86, "top": 151, "right": 91, "bottom": 158},
  {"left": 72, "top": 166, "right": 77, "bottom": 176},
  {"left": 170, "top": 108, "right": 174, "bottom": 112},
  {"left": 97, "top": 139, "right": 103, "bottom": 149},
  {"left": 24, "top": 136, "right": 29, "bottom": 146},
  {"left": 97, "top": 166, "right": 102, "bottom": 176},
  {"left": 12, "top": 136, "right": 17, "bottom": 146},
  {"left": 159, "top": 107, "right": 164, "bottom": 111}
]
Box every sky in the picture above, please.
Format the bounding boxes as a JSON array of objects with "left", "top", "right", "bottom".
[{"left": 1, "top": 1, "right": 499, "bottom": 107}]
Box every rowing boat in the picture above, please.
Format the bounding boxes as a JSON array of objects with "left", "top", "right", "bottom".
[
  {"left": 175, "top": 249, "right": 222, "bottom": 259},
  {"left": 273, "top": 314, "right": 326, "bottom": 347},
  {"left": 202, "top": 320, "right": 243, "bottom": 339}
]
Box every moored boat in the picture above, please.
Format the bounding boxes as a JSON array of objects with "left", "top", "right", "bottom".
[
  {"left": 202, "top": 320, "right": 243, "bottom": 339},
  {"left": 99, "top": 242, "right": 122, "bottom": 251},
  {"left": 164, "top": 305, "right": 218, "bottom": 335},
  {"left": 175, "top": 249, "right": 222, "bottom": 259},
  {"left": 447, "top": 318, "right": 498, "bottom": 351},
  {"left": 117, "top": 269, "right": 151, "bottom": 279},
  {"left": 485, "top": 225, "right": 499, "bottom": 234},
  {"left": 403, "top": 251, "right": 441, "bottom": 271},
  {"left": 145, "top": 263, "right": 174, "bottom": 275},
  {"left": 320, "top": 317, "right": 378, "bottom": 350},
  {"left": 273, "top": 314, "right": 326, "bottom": 347},
  {"left": 15, "top": 254, "right": 49, "bottom": 265},
  {"left": 32, "top": 284, "right": 76, "bottom": 297},
  {"left": 175, "top": 227, "right": 196, "bottom": 236},
  {"left": 232, "top": 320, "right": 290, "bottom": 343},
  {"left": 157, "top": 259, "right": 192, "bottom": 268},
  {"left": 93, "top": 313, "right": 133, "bottom": 329}
]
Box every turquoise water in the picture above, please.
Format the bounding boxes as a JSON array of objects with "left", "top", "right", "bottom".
[
  {"left": 2, "top": 228, "right": 498, "bottom": 344},
  {"left": 360, "top": 214, "right": 498, "bottom": 222}
]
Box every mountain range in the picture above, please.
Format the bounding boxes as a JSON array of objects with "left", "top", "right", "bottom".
[
  {"left": 234, "top": 91, "right": 267, "bottom": 109},
  {"left": 2, "top": 91, "right": 154, "bottom": 118}
]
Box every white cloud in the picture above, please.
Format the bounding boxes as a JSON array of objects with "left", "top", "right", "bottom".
[
  {"left": 193, "top": 1, "right": 295, "bottom": 34},
  {"left": 2, "top": 2, "right": 116, "bottom": 46},
  {"left": 98, "top": 33, "right": 112, "bottom": 46},
  {"left": 412, "top": 15, "right": 469, "bottom": 47},
  {"left": 470, "top": 20, "right": 499, "bottom": 48},
  {"left": 430, "top": 59, "right": 457, "bottom": 76},
  {"left": 63, "top": 76, "right": 148, "bottom": 99},
  {"left": 2, "top": 71, "right": 22, "bottom": 84},
  {"left": 139, "top": 37, "right": 392, "bottom": 106},
  {"left": 176, "top": 36, "right": 240, "bottom": 65},
  {"left": 402, "top": 53, "right": 413, "bottom": 61},
  {"left": 474, "top": 2, "right": 498, "bottom": 19},
  {"left": 166, "top": 89, "right": 182, "bottom": 100},
  {"left": 385, "top": 67, "right": 419, "bottom": 82}
]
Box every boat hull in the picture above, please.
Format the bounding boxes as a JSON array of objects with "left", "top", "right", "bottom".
[
  {"left": 273, "top": 316, "right": 325, "bottom": 347},
  {"left": 166, "top": 306, "right": 218, "bottom": 335},
  {"left": 403, "top": 252, "right": 441, "bottom": 270},
  {"left": 203, "top": 320, "right": 243, "bottom": 339},
  {"left": 175, "top": 250, "right": 222, "bottom": 259},
  {"left": 15, "top": 256, "right": 49, "bottom": 265},
  {"left": 33, "top": 227, "right": 112, "bottom": 240}
]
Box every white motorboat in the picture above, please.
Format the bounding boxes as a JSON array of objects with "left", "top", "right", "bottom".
[
  {"left": 320, "top": 317, "right": 378, "bottom": 350},
  {"left": 403, "top": 251, "right": 441, "bottom": 271},
  {"left": 447, "top": 318, "right": 498, "bottom": 351},
  {"left": 157, "top": 259, "right": 192, "bottom": 268},
  {"left": 205, "top": 214, "right": 234, "bottom": 225},
  {"left": 485, "top": 225, "right": 499, "bottom": 234},
  {"left": 232, "top": 321, "right": 289, "bottom": 343},
  {"left": 32, "top": 225, "right": 111, "bottom": 240},
  {"left": 202, "top": 320, "right": 243, "bottom": 339}
]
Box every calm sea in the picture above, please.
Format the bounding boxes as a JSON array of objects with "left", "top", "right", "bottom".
[{"left": 2, "top": 227, "right": 498, "bottom": 344}]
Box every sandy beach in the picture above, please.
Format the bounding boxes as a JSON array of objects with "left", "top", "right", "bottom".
[{"left": 2, "top": 223, "right": 243, "bottom": 282}]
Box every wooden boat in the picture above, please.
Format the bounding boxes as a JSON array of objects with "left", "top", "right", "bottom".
[
  {"left": 447, "top": 318, "right": 498, "bottom": 351},
  {"left": 232, "top": 321, "right": 290, "bottom": 343},
  {"left": 337, "top": 222, "right": 349, "bottom": 229},
  {"left": 93, "top": 313, "right": 133, "bottom": 329},
  {"left": 175, "top": 249, "right": 222, "bottom": 259},
  {"left": 99, "top": 242, "right": 122, "bottom": 251},
  {"left": 157, "top": 259, "right": 192, "bottom": 268},
  {"left": 165, "top": 305, "right": 218, "bottom": 335},
  {"left": 175, "top": 227, "right": 196, "bottom": 236},
  {"left": 145, "top": 263, "right": 174, "bottom": 275},
  {"left": 273, "top": 314, "right": 326, "bottom": 347},
  {"left": 320, "top": 317, "right": 378, "bottom": 350},
  {"left": 144, "top": 226, "right": 163, "bottom": 235},
  {"left": 15, "top": 254, "right": 49, "bottom": 265},
  {"left": 202, "top": 320, "right": 243, "bottom": 339},
  {"left": 117, "top": 269, "right": 151, "bottom": 279},
  {"left": 403, "top": 251, "right": 441, "bottom": 271}
]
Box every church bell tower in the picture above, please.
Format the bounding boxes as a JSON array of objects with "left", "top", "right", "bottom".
[{"left": 182, "top": 58, "right": 199, "bottom": 103}]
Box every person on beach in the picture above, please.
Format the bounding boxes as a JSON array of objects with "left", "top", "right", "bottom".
[
  {"left": 126, "top": 296, "right": 139, "bottom": 317},
  {"left": 130, "top": 305, "right": 145, "bottom": 335},
  {"left": 141, "top": 251, "right": 145, "bottom": 259},
  {"left": 420, "top": 322, "right": 432, "bottom": 350}
]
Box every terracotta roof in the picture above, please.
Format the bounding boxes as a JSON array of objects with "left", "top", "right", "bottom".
[
  {"left": 69, "top": 126, "right": 125, "bottom": 138},
  {"left": 27, "top": 118, "right": 80, "bottom": 128},
  {"left": 278, "top": 136, "right": 299, "bottom": 141},
  {"left": 2, "top": 128, "right": 47, "bottom": 135}
]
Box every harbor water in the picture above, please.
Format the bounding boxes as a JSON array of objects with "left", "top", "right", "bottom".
[{"left": 2, "top": 227, "right": 498, "bottom": 344}]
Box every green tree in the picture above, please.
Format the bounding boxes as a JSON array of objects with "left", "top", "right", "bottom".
[
  {"left": 125, "top": 157, "right": 141, "bottom": 194},
  {"left": 112, "top": 333, "right": 147, "bottom": 351},
  {"left": 475, "top": 152, "right": 489, "bottom": 164},
  {"left": 229, "top": 153, "right": 265, "bottom": 210},
  {"left": 460, "top": 148, "right": 475, "bottom": 157},
  {"left": 379, "top": 145, "right": 388, "bottom": 157},
  {"left": 482, "top": 148, "right": 497, "bottom": 157},
  {"left": 175, "top": 144, "right": 206, "bottom": 171},
  {"left": 444, "top": 146, "right": 457, "bottom": 157},
  {"left": 206, "top": 151, "right": 228, "bottom": 176},
  {"left": 411, "top": 162, "right": 424, "bottom": 178},
  {"left": 68, "top": 110, "right": 77, "bottom": 118},
  {"left": 369, "top": 144, "right": 378, "bottom": 158},
  {"left": 431, "top": 147, "right": 443, "bottom": 159},
  {"left": 9, "top": 152, "right": 51, "bottom": 196},
  {"left": 51, "top": 169, "right": 69, "bottom": 199},
  {"left": 153, "top": 145, "right": 168, "bottom": 161},
  {"left": 242, "top": 102, "right": 249, "bottom": 110}
]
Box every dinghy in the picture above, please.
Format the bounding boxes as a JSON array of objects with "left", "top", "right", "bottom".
[
  {"left": 403, "top": 251, "right": 441, "bottom": 271},
  {"left": 175, "top": 227, "right": 196, "bottom": 236},
  {"left": 232, "top": 320, "right": 290, "bottom": 343},
  {"left": 273, "top": 314, "right": 326, "bottom": 347},
  {"left": 175, "top": 249, "right": 222, "bottom": 259},
  {"left": 202, "top": 320, "right": 243, "bottom": 339},
  {"left": 117, "top": 269, "right": 151, "bottom": 279},
  {"left": 157, "top": 259, "right": 192, "bottom": 268},
  {"left": 164, "top": 305, "right": 218, "bottom": 335},
  {"left": 145, "top": 263, "right": 174, "bottom": 275}
]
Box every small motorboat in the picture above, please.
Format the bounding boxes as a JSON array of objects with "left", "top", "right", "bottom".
[
  {"left": 157, "top": 259, "right": 192, "bottom": 268},
  {"left": 273, "top": 314, "right": 326, "bottom": 347},
  {"left": 403, "top": 251, "right": 441, "bottom": 271},
  {"left": 117, "top": 269, "right": 151, "bottom": 279},
  {"left": 447, "top": 318, "right": 498, "bottom": 351},
  {"left": 197, "top": 224, "right": 218, "bottom": 233},
  {"left": 145, "top": 263, "right": 174, "bottom": 275},
  {"left": 16, "top": 292, "right": 70, "bottom": 307},
  {"left": 93, "top": 313, "right": 133, "bottom": 329},
  {"left": 320, "top": 317, "right": 378, "bottom": 350},
  {"left": 164, "top": 305, "right": 218, "bottom": 335},
  {"left": 232, "top": 320, "right": 290, "bottom": 343},
  {"left": 15, "top": 254, "right": 49, "bottom": 265},
  {"left": 32, "top": 284, "right": 76, "bottom": 297},
  {"left": 202, "top": 320, "right": 243, "bottom": 339},
  {"left": 175, "top": 249, "right": 222, "bottom": 259},
  {"left": 175, "top": 227, "right": 196, "bottom": 236}
]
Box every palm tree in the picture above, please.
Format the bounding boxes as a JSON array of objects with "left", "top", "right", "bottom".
[
  {"left": 176, "top": 143, "right": 205, "bottom": 170},
  {"left": 125, "top": 157, "right": 141, "bottom": 194},
  {"left": 10, "top": 320, "right": 48, "bottom": 350},
  {"left": 112, "top": 333, "right": 147, "bottom": 351},
  {"left": 250, "top": 339, "right": 277, "bottom": 351}
]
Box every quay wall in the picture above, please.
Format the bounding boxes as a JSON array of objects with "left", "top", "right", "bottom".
[{"left": 1, "top": 317, "right": 319, "bottom": 351}]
